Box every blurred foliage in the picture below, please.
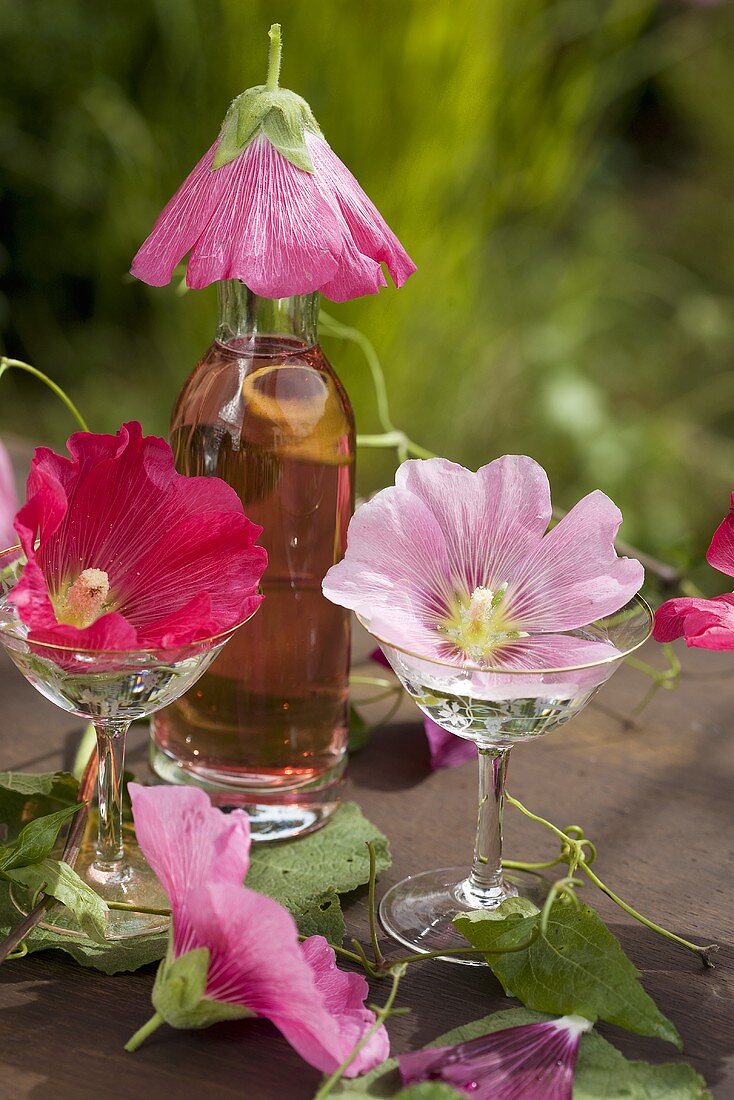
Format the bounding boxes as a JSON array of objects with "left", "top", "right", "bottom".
[{"left": 2, "top": 0, "right": 734, "bottom": 578}]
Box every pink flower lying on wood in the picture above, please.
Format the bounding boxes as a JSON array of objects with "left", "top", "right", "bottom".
[
  {"left": 127, "top": 785, "right": 388, "bottom": 1076},
  {"left": 325, "top": 457, "right": 643, "bottom": 671},
  {"left": 9, "top": 422, "right": 267, "bottom": 651},
  {"left": 655, "top": 493, "right": 734, "bottom": 650},
  {"left": 0, "top": 439, "right": 18, "bottom": 550},
  {"left": 369, "top": 647, "right": 475, "bottom": 768},
  {"left": 398, "top": 1014, "right": 591, "bottom": 1099},
  {"left": 131, "top": 26, "right": 415, "bottom": 302}
]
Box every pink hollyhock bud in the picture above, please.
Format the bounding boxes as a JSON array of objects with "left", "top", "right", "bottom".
[
  {"left": 398, "top": 1014, "right": 592, "bottom": 1098},
  {"left": 0, "top": 439, "right": 18, "bottom": 550},
  {"left": 126, "top": 784, "right": 389, "bottom": 1077},
  {"left": 9, "top": 422, "right": 267, "bottom": 651},
  {"left": 654, "top": 491, "right": 734, "bottom": 650},
  {"left": 131, "top": 24, "right": 416, "bottom": 302}
]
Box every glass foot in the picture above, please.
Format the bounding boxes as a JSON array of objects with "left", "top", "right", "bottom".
[
  {"left": 11, "top": 840, "right": 170, "bottom": 941},
  {"left": 379, "top": 866, "right": 547, "bottom": 965}
]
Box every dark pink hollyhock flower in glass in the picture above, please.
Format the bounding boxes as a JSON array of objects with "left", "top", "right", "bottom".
[
  {"left": 655, "top": 492, "right": 734, "bottom": 650},
  {"left": 130, "top": 25, "right": 415, "bottom": 302},
  {"left": 324, "top": 456, "right": 643, "bottom": 673},
  {"left": 127, "top": 784, "right": 389, "bottom": 1076},
  {"left": 398, "top": 1014, "right": 591, "bottom": 1099},
  {"left": 370, "top": 647, "right": 475, "bottom": 768},
  {"left": 9, "top": 422, "right": 267, "bottom": 651},
  {"left": 0, "top": 439, "right": 18, "bottom": 550}
]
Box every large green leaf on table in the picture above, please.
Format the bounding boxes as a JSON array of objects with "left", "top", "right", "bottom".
[
  {"left": 454, "top": 900, "right": 681, "bottom": 1049},
  {"left": 330, "top": 1009, "right": 710, "bottom": 1098},
  {"left": 248, "top": 800, "right": 391, "bottom": 942},
  {"left": 0, "top": 788, "right": 389, "bottom": 972},
  {"left": 5, "top": 859, "right": 107, "bottom": 942}
]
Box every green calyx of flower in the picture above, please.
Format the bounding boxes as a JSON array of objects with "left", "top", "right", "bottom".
[
  {"left": 150, "top": 947, "right": 253, "bottom": 1031},
  {"left": 440, "top": 583, "right": 527, "bottom": 660},
  {"left": 213, "top": 23, "right": 321, "bottom": 174}
]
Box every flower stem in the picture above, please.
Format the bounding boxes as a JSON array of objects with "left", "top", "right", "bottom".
[
  {"left": 0, "top": 357, "right": 89, "bottom": 433},
  {"left": 383, "top": 926, "right": 541, "bottom": 969},
  {"left": 506, "top": 792, "right": 717, "bottom": 966},
  {"left": 107, "top": 902, "right": 172, "bottom": 917},
  {"left": 266, "top": 24, "right": 282, "bottom": 90},
  {"left": 125, "top": 1011, "right": 164, "bottom": 1053},
  {"left": 366, "top": 842, "right": 385, "bottom": 969},
  {"left": 313, "top": 967, "right": 405, "bottom": 1099}
]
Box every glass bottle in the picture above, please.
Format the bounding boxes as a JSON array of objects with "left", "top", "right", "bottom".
[{"left": 150, "top": 281, "right": 355, "bottom": 839}]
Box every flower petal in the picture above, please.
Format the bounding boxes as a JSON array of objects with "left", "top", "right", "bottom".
[
  {"left": 423, "top": 716, "right": 477, "bottom": 769},
  {"left": 707, "top": 493, "right": 734, "bottom": 579},
  {"left": 654, "top": 593, "right": 734, "bottom": 650},
  {"left": 188, "top": 884, "right": 388, "bottom": 1076},
  {"left": 399, "top": 1015, "right": 589, "bottom": 1099},
  {"left": 186, "top": 135, "right": 343, "bottom": 295},
  {"left": 506, "top": 491, "right": 643, "bottom": 632},
  {"left": 307, "top": 133, "right": 417, "bottom": 290},
  {"left": 128, "top": 784, "right": 250, "bottom": 957},
  {"left": 131, "top": 142, "right": 227, "bottom": 287}
]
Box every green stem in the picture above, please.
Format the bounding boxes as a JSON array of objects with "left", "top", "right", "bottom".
[
  {"left": 266, "top": 24, "right": 282, "bottom": 90},
  {"left": 107, "top": 901, "right": 172, "bottom": 916},
  {"left": 506, "top": 792, "right": 717, "bottom": 966},
  {"left": 366, "top": 842, "right": 385, "bottom": 969},
  {"left": 383, "top": 927, "right": 541, "bottom": 969},
  {"left": 125, "top": 1011, "right": 164, "bottom": 1053},
  {"left": 578, "top": 862, "right": 717, "bottom": 966},
  {"left": 0, "top": 358, "right": 89, "bottom": 433},
  {"left": 314, "top": 968, "right": 404, "bottom": 1099}
]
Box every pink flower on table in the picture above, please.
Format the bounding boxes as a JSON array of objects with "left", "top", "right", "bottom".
[
  {"left": 655, "top": 492, "right": 734, "bottom": 650},
  {"left": 324, "top": 457, "right": 643, "bottom": 672},
  {"left": 127, "top": 785, "right": 389, "bottom": 1077},
  {"left": 0, "top": 439, "right": 18, "bottom": 550},
  {"left": 130, "top": 26, "right": 415, "bottom": 302},
  {"left": 8, "top": 422, "right": 267, "bottom": 651},
  {"left": 398, "top": 1014, "right": 591, "bottom": 1099}
]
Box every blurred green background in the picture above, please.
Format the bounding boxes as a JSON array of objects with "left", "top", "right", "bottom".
[{"left": 1, "top": 0, "right": 733, "bottom": 579}]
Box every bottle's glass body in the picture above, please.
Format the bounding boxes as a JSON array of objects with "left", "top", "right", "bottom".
[{"left": 150, "top": 284, "right": 355, "bottom": 839}]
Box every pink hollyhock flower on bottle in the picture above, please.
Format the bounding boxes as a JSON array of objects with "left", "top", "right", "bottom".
[
  {"left": 9, "top": 422, "right": 267, "bottom": 651},
  {"left": 126, "top": 784, "right": 389, "bottom": 1077},
  {"left": 324, "top": 456, "right": 643, "bottom": 673},
  {"left": 398, "top": 1014, "right": 591, "bottom": 1098},
  {"left": 130, "top": 25, "right": 415, "bottom": 302},
  {"left": 0, "top": 439, "right": 18, "bottom": 550},
  {"left": 655, "top": 493, "right": 734, "bottom": 649}
]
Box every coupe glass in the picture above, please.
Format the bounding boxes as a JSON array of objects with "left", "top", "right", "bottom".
[
  {"left": 0, "top": 545, "right": 258, "bottom": 939},
  {"left": 357, "top": 596, "right": 653, "bottom": 962}
]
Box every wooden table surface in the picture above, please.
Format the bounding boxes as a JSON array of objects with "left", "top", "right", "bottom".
[{"left": 0, "top": 633, "right": 732, "bottom": 1098}]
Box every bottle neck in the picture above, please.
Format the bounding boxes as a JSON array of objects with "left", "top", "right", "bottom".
[{"left": 216, "top": 281, "right": 319, "bottom": 348}]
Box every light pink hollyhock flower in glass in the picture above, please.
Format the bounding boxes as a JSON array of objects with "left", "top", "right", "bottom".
[
  {"left": 398, "top": 1014, "right": 591, "bottom": 1099},
  {"left": 655, "top": 492, "right": 734, "bottom": 650},
  {"left": 126, "top": 784, "right": 389, "bottom": 1077},
  {"left": 324, "top": 456, "right": 644, "bottom": 674},
  {"left": 130, "top": 25, "right": 415, "bottom": 302},
  {"left": 8, "top": 422, "right": 267, "bottom": 651},
  {"left": 0, "top": 439, "right": 18, "bottom": 550}
]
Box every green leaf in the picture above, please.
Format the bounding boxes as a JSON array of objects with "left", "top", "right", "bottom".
[
  {"left": 248, "top": 801, "right": 391, "bottom": 943},
  {"left": 152, "top": 946, "right": 252, "bottom": 1029},
  {"left": 454, "top": 901, "right": 682, "bottom": 1049},
  {"left": 329, "top": 1009, "right": 710, "bottom": 1098},
  {"left": 0, "top": 770, "right": 79, "bottom": 803},
  {"left": 5, "top": 858, "right": 107, "bottom": 941},
  {"left": 0, "top": 803, "right": 81, "bottom": 872},
  {"left": 396, "top": 1088, "right": 464, "bottom": 1099}
]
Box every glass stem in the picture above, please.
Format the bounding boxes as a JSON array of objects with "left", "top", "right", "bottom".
[
  {"left": 93, "top": 719, "right": 129, "bottom": 871},
  {"left": 465, "top": 747, "right": 512, "bottom": 905}
]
